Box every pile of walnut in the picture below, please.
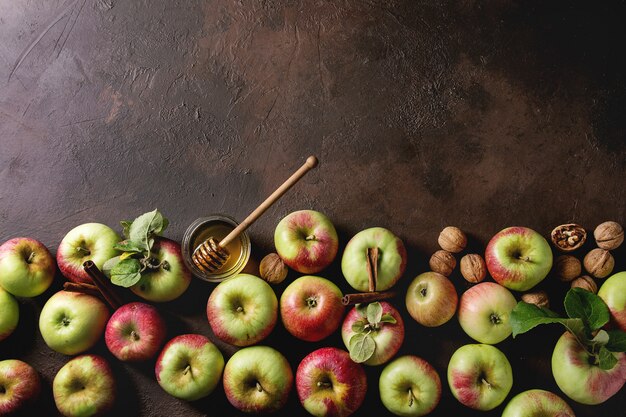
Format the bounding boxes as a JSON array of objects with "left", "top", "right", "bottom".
[{"left": 429, "top": 226, "right": 486, "bottom": 284}]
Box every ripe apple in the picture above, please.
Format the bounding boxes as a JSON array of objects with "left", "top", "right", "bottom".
[
  {"left": 552, "top": 331, "right": 626, "bottom": 405},
  {"left": 485, "top": 226, "right": 552, "bottom": 291},
  {"left": 379, "top": 355, "right": 441, "bottom": 417},
  {"left": 130, "top": 238, "right": 191, "bottom": 302},
  {"left": 458, "top": 282, "right": 517, "bottom": 344},
  {"left": 502, "top": 389, "right": 575, "bottom": 417},
  {"left": 105, "top": 302, "right": 166, "bottom": 361},
  {"left": 207, "top": 273, "right": 277, "bottom": 346},
  {"left": 341, "top": 301, "right": 404, "bottom": 366},
  {"left": 598, "top": 271, "right": 626, "bottom": 331},
  {"left": 39, "top": 290, "right": 110, "bottom": 355},
  {"left": 405, "top": 271, "right": 457, "bottom": 327},
  {"left": 274, "top": 210, "right": 339, "bottom": 274},
  {"left": 0, "top": 287, "right": 18, "bottom": 341},
  {"left": 0, "top": 237, "right": 55, "bottom": 297},
  {"left": 53, "top": 355, "right": 115, "bottom": 417},
  {"left": 280, "top": 275, "right": 345, "bottom": 342},
  {"left": 342, "top": 227, "right": 407, "bottom": 292},
  {"left": 447, "top": 344, "right": 513, "bottom": 411},
  {"left": 57, "top": 223, "right": 120, "bottom": 284},
  {"left": 296, "top": 347, "right": 367, "bottom": 417},
  {"left": 155, "top": 334, "right": 224, "bottom": 401},
  {"left": 0, "top": 359, "right": 40, "bottom": 414},
  {"left": 223, "top": 345, "right": 293, "bottom": 413}
]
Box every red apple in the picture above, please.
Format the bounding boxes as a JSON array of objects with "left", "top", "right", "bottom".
[
  {"left": 105, "top": 302, "right": 166, "bottom": 361},
  {"left": 296, "top": 347, "right": 367, "bottom": 417},
  {"left": 0, "top": 237, "right": 55, "bottom": 297},
  {"left": 280, "top": 275, "right": 345, "bottom": 342},
  {"left": 274, "top": 210, "right": 339, "bottom": 274},
  {"left": 0, "top": 359, "right": 41, "bottom": 414}
]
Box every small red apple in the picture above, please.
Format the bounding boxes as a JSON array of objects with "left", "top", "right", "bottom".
[{"left": 0, "top": 360, "right": 41, "bottom": 414}]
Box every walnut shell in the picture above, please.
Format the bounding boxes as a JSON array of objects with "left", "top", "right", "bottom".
[
  {"left": 594, "top": 221, "right": 624, "bottom": 250},
  {"left": 459, "top": 254, "right": 486, "bottom": 283},
  {"left": 583, "top": 248, "right": 614, "bottom": 279},
  {"left": 570, "top": 275, "right": 597, "bottom": 293},
  {"left": 521, "top": 291, "right": 550, "bottom": 309},
  {"left": 438, "top": 226, "right": 467, "bottom": 253},
  {"left": 429, "top": 250, "right": 456, "bottom": 276},
  {"left": 259, "top": 253, "right": 288, "bottom": 284},
  {"left": 555, "top": 255, "right": 582, "bottom": 282},
  {"left": 550, "top": 223, "right": 586, "bottom": 252}
]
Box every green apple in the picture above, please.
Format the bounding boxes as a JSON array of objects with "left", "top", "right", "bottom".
[
  {"left": 405, "top": 272, "right": 457, "bottom": 327},
  {"left": 552, "top": 331, "right": 626, "bottom": 405},
  {"left": 0, "top": 287, "right": 18, "bottom": 341},
  {"left": 502, "top": 389, "right": 575, "bottom": 417},
  {"left": 155, "top": 334, "right": 224, "bottom": 401},
  {"left": 223, "top": 346, "right": 293, "bottom": 413},
  {"left": 342, "top": 227, "right": 407, "bottom": 291},
  {"left": 131, "top": 238, "right": 191, "bottom": 302},
  {"left": 207, "top": 274, "right": 277, "bottom": 346},
  {"left": 485, "top": 227, "right": 552, "bottom": 291},
  {"left": 53, "top": 355, "right": 115, "bottom": 417},
  {"left": 598, "top": 271, "right": 626, "bottom": 331},
  {"left": 0, "top": 237, "right": 55, "bottom": 297},
  {"left": 39, "top": 291, "right": 110, "bottom": 355},
  {"left": 458, "top": 282, "right": 517, "bottom": 344},
  {"left": 57, "top": 223, "right": 120, "bottom": 284},
  {"left": 447, "top": 344, "right": 513, "bottom": 411},
  {"left": 379, "top": 355, "right": 441, "bottom": 417}
]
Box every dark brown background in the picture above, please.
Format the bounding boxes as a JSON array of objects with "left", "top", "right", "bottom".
[{"left": 1, "top": 0, "right": 625, "bottom": 416}]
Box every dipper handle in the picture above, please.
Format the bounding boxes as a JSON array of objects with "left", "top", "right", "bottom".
[{"left": 219, "top": 156, "right": 318, "bottom": 247}]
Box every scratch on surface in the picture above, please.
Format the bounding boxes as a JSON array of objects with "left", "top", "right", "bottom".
[
  {"left": 55, "top": 0, "right": 87, "bottom": 58},
  {"left": 7, "top": 0, "right": 80, "bottom": 82},
  {"left": 60, "top": 116, "right": 106, "bottom": 127}
]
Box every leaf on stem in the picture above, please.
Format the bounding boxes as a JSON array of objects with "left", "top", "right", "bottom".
[
  {"left": 367, "top": 302, "right": 383, "bottom": 325},
  {"left": 564, "top": 288, "right": 610, "bottom": 331},
  {"left": 349, "top": 333, "right": 375, "bottom": 363},
  {"left": 110, "top": 258, "right": 142, "bottom": 287}
]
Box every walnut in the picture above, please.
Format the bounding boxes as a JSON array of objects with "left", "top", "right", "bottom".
[
  {"left": 594, "top": 221, "right": 624, "bottom": 250},
  {"left": 438, "top": 226, "right": 467, "bottom": 253},
  {"left": 521, "top": 291, "right": 550, "bottom": 309},
  {"left": 551, "top": 223, "right": 586, "bottom": 252},
  {"left": 555, "top": 255, "right": 582, "bottom": 282},
  {"left": 583, "top": 249, "right": 614, "bottom": 278},
  {"left": 259, "top": 253, "right": 288, "bottom": 284},
  {"left": 459, "top": 254, "right": 486, "bottom": 283},
  {"left": 570, "top": 275, "right": 598, "bottom": 293},
  {"left": 429, "top": 250, "right": 456, "bottom": 276}
]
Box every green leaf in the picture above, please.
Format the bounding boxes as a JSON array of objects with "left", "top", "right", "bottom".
[
  {"left": 102, "top": 256, "right": 121, "bottom": 276},
  {"left": 119, "top": 252, "right": 136, "bottom": 261},
  {"left": 110, "top": 258, "right": 142, "bottom": 287},
  {"left": 380, "top": 313, "right": 397, "bottom": 324},
  {"left": 128, "top": 209, "right": 167, "bottom": 250},
  {"left": 367, "top": 302, "right": 383, "bottom": 325},
  {"left": 351, "top": 320, "right": 366, "bottom": 334},
  {"left": 120, "top": 220, "right": 133, "bottom": 239},
  {"left": 349, "top": 333, "right": 376, "bottom": 363},
  {"left": 355, "top": 303, "right": 368, "bottom": 318},
  {"left": 510, "top": 302, "right": 587, "bottom": 342},
  {"left": 564, "top": 288, "right": 610, "bottom": 330},
  {"left": 598, "top": 346, "right": 618, "bottom": 370},
  {"left": 591, "top": 330, "right": 610, "bottom": 347},
  {"left": 113, "top": 240, "right": 144, "bottom": 253},
  {"left": 606, "top": 330, "right": 626, "bottom": 352}
]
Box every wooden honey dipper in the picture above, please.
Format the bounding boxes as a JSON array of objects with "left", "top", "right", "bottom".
[{"left": 192, "top": 156, "right": 318, "bottom": 273}]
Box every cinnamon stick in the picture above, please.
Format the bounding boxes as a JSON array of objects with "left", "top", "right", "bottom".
[
  {"left": 83, "top": 261, "right": 123, "bottom": 309},
  {"left": 342, "top": 291, "right": 396, "bottom": 306},
  {"left": 63, "top": 282, "right": 102, "bottom": 298},
  {"left": 366, "top": 247, "right": 379, "bottom": 292}
]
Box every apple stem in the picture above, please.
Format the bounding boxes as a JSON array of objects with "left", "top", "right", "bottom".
[
  {"left": 481, "top": 378, "right": 492, "bottom": 389},
  {"left": 76, "top": 246, "right": 91, "bottom": 256},
  {"left": 518, "top": 255, "right": 531, "bottom": 262},
  {"left": 317, "top": 381, "right": 332, "bottom": 389},
  {"left": 131, "top": 330, "right": 139, "bottom": 341},
  {"left": 27, "top": 251, "right": 36, "bottom": 263},
  {"left": 305, "top": 234, "right": 316, "bottom": 241},
  {"left": 236, "top": 306, "right": 244, "bottom": 313},
  {"left": 183, "top": 365, "right": 191, "bottom": 375},
  {"left": 256, "top": 382, "right": 264, "bottom": 392},
  {"left": 408, "top": 388, "right": 415, "bottom": 407}
]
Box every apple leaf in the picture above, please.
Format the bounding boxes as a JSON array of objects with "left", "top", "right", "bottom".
[
  {"left": 606, "top": 330, "right": 626, "bottom": 352},
  {"left": 355, "top": 303, "right": 368, "bottom": 318},
  {"left": 510, "top": 301, "right": 586, "bottom": 342},
  {"left": 591, "top": 329, "right": 610, "bottom": 347},
  {"left": 110, "top": 258, "right": 142, "bottom": 287},
  {"left": 380, "top": 313, "right": 397, "bottom": 324},
  {"left": 102, "top": 256, "right": 121, "bottom": 276},
  {"left": 367, "top": 302, "right": 383, "bottom": 325},
  {"left": 352, "top": 320, "right": 366, "bottom": 334},
  {"left": 120, "top": 220, "right": 133, "bottom": 239},
  {"left": 113, "top": 240, "right": 144, "bottom": 253},
  {"left": 597, "top": 346, "right": 618, "bottom": 370},
  {"left": 564, "top": 288, "right": 610, "bottom": 331},
  {"left": 129, "top": 209, "right": 168, "bottom": 251},
  {"left": 349, "top": 333, "right": 375, "bottom": 363}
]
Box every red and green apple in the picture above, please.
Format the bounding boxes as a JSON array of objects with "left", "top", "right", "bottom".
[
  {"left": 405, "top": 272, "right": 457, "bottom": 327},
  {"left": 0, "top": 287, "right": 18, "bottom": 341},
  {"left": 0, "top": 237, "right": 55, "bottom": 297},
  {"left": 598, "top": 271, "right": 626, "bottom": 331},
  {"left": 0, "top": 359, "right": 40, "bottom": 414}
]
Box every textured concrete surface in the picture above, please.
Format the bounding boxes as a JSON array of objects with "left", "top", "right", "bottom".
[{"left": 1, "top": 1, "right": 625, "bottom": 416}]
